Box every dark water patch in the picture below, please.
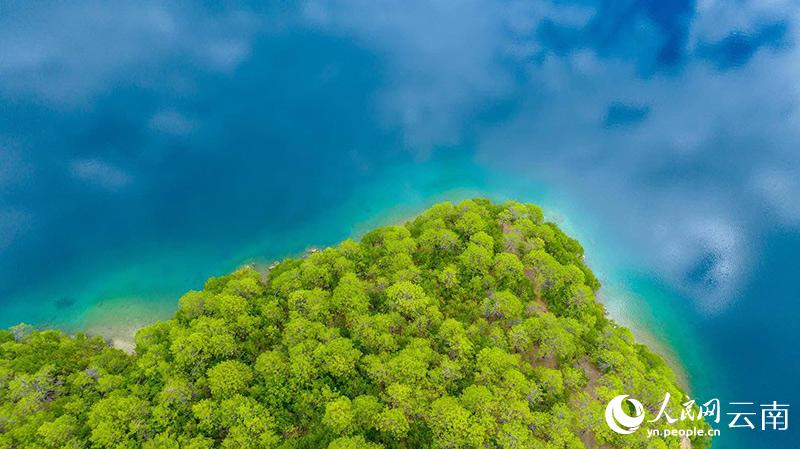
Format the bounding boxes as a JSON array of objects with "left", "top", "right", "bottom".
[
  {"left": 54, "top": 296, "right": 76, "bottom": 309},
  {"left": 604, "top": 102, "right": 650, "bottom": 127}
]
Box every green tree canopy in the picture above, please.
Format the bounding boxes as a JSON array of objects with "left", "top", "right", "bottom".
[{"left": 0, "top": 199, "right": 710, "bottom": 449}]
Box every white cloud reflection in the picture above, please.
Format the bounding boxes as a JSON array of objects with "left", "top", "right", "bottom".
[
  {"left": 1, "top": 0, "right": 798, "bottom": 313},
  {"left": 303, "top": 0, "right": 800, "bottom": 312}
]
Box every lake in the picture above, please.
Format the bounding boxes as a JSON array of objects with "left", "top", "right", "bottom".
[{"left": 2, "top": 2, "right": 798, "bottom": 447}]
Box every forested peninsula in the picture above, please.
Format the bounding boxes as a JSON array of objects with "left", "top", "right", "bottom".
[{"left": 0, "top": 199, "right": 710, "bottom": 448}]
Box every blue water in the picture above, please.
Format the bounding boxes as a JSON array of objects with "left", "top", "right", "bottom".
[{"left": 2, "top": 2, "right": 800, "bottom": 447}]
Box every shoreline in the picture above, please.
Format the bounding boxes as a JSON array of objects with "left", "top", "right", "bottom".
[
  {"left": 72, "top": 206, "right": 692, "bottom": 395},
  {"left": 87, "top": 271, "right": 692, "bottom": 389},
  {"left": 79, "top": 295, "right": 176, "bottom": 354}
]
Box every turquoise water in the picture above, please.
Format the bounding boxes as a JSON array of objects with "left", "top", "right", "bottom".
[
  {"left": 0, "top": 149, "right": 793, "bottom": 449},
  {"left": 0, "top": 152, "right": 714, "bottom": 408},
  {"left": 3, "top": 2, "right": 800, "bottom": 447}
]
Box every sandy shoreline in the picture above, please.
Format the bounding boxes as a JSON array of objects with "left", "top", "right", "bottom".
[
  {"left": 79, "top": 252, "right": 690, "bottom": 394},
  {"left": 69, "top": 201, "right": 691, "bottom": 394},
  {"left": 80, "top": 296, "right": 175, "bottom": 354}
]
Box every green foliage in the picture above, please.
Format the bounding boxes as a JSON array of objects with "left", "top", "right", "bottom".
[
  {"left": 323, "top": 396, "right": 355, "bottom": 435},
  {"left": 207, "top": 360, "right": 253, "bottom": 398},
  {"left": 0, "top": 199, "right": 710, "bottom": 449}
]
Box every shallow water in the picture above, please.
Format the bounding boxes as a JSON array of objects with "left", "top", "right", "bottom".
[{"left": 0, "top": 153, "right": 777, "bottom": 447}]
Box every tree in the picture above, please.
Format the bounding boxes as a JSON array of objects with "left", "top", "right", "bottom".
[
  {"left": 324, "top": 396, "right": 355, "bottom": 435},
  {"left": 88, "top": 393, "right": 151, "bottom": 448},
  {"left": 494, "top": 252, "right": 525, "bottom": 289},
  {"left": 482, "top": 290, "right": 523, "bottom": 323},
  {"left": 386, "top": 281, "right": 432, "bottom": 318},
  {"left": 459, "top": 243, "right": 493, "bottom": 276},
  {"left": 376, "top": 406, "right": 410, "bottom": 437},
  {"left": 37, "top": 414, "right": 78, "bottom": 448},
  {"left": 0, "top": 199, "right": 712, "bottom": 449},
  {"left": 328, "top": 435, "right": 384, "bottom": 449},
  {"left": 217, "top": 395, "right": 279, "bottom": 449},
  {"left": 427, "top": 397, "right": 485, "bottom": 448},
  {"left": 207, "top": 360, "right": 253, "bottom": 398}
]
